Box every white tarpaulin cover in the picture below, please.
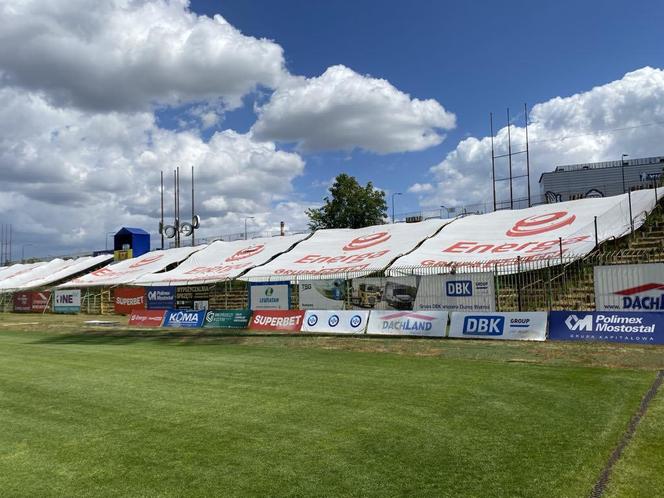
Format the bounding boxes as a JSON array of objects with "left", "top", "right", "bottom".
[
  {"left": 0, "top": 262, "right": 46, "bottom": 284},
  {"left": 58, "top": 246, "right": 202, "bottom": 288},
  {"left": 135, "top": 234, "right": 308, "bottom": 286},
  {"left": 241, "top": 219, "right": 447, "bottom": 281},
  {"left": 10, "top": 254, "right": 114, "bottom": 291},
  {"left": 0, "top": 259, "right": 81, "bottom": 293},
  {"left": 389, "top": 190, "right": 663, "bottom": 273}
]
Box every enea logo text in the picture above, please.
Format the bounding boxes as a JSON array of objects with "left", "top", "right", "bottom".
[
  {"left": 614, "top": 283, "right": 664, "bottom": 310},
  {"left": 381, "top": 312, "right": 435, "bottom": 332},
  {"left": 462, "top": 316, "right": 504, "bottom": 335},
  {"left": 565, "top": 314, "right": 655, "bottom": 334},
  {"left": 446, "top": 280, "right": 472, "bottom": 297}
]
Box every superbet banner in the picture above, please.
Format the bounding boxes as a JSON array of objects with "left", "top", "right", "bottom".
[
  {"left": 249, "top": 310, "right": 305, "bottom": 332},
  {"left": 390, "top": 190, "right": 662, "bottom": 272},
  {"left": 135, "top": 234, "right": 308, "bottom": 286},
  {"left": 59, "top": 246, "right": 201, "bottom": 287},
  {"left": 113, "top": 287, "right": 146, "bottom": 314},
  {"left": 241, "top": 220, "right": 446, "bottom": 281}
]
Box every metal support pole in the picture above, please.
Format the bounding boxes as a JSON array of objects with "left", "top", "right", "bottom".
[
  {"left": 594, "top": 216, "right": 599, "bottom": 248},
  {"left": 516, "top": 256, "right": 522, "bottom": 312},
  {"left": 628, "top": 188, "right": 634, "bottom": 233},
  {"left": 490, "top": 113, "right": 497, "bottom": 211},
  {"left": 524, "top": 103, "right": 532, "bottom": 207},
  {"left": 507, "top": 108, "right": 513, "bottom": 209},
  {"left": 160, "top": 170, "right": 164, "bottom": 250},
  {"left": 191, "top": 165, "right": 195, "bottom": 247},
  {"left": 559, "top": 237, "right": 564, "bottom": 265}
]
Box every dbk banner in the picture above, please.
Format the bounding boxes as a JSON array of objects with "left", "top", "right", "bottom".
[
  {"left": 449, "top": 312, "right": 547, "bottom": 341},
  {"left": 366, "top": 310, "right": 448, "bottom": 337},
  {"left": 414, "top": 273, "right": 495, "bottom": 312},
  {"left": 301, "top": 310, "right": 369, "bottom": 334}
]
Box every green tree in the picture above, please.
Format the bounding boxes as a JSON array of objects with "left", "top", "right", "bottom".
[{"left": 306, "top": 174, "right": 387, "bottom": 230}]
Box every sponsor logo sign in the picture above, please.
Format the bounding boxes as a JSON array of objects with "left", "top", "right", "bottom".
[
  {"left": 249, "top": 310, "right": 305, "bottom": 331},
  {"left": 13, "top": 292, "right": 33, "bottom": 312},
  {"left": 203, "top": 310, "right": 252, "bottom": 329},
  {"left": 225, "top": 244, "right": 265, "bottom": 262},
  {"left": 595, "top": 264, "right": 664, "bottom": 312},
  {"left": 113, "top": 287, "right": 145, "bottom": 315},
  {"left": 31, "top": 291, "right": 51, "bottom": 312},
  {"left": 146, "top": 286, "right": 176, "bottom": 309},
  {"left": 299, "top": 280, "right": 345, "bottom": 310},
  {"left": 449, "top": 312, "right": 547, "bottom": 341},
  {"left": 162, "top": 309, "right": 206, "bottom": 328},
  {"left": 249, "top": 281, "right": 290, "bottom": 310},
  {"left": 505, "top": 211, "right": 576, "bottom": 237},
  {"left": 342, "top": 232, "right": 391, "bottom": 251},
  {"left": 301, "top": 310, "right": 369, "bottom": 334},
  {"left": 366, "top": 310, "right": 448, "bottom": 337},
  {"left": 175, "top": 285, "right": 211, "bottom": 310},
  {"left": 54, "top": 289, "right": 81, "bottom": 313},
  {"left": 549, "top": 311, "right": 664, "bottom": 344},
  {"left": 128, "top": 309, "right": 166, "bottom": 327},
  {"left": 414, "top": 274, "right": 495, "bottom": 312}
]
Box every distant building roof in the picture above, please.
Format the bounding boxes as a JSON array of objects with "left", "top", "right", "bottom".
[{"left": 116, "top": 227, "right": 150, "bottom": 236}]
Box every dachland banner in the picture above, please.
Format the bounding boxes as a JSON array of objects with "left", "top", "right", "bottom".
[
  {"left": 449, "top": 312, "right": 547, "bottom": 341},
  {"left": 549, "top": 311, "right": 664, "bottom": 344},
  {"left": 594, "top": 263, "right": 664, "bottom": 312},
  {"left": 53, "top": 289, "right": 81, "bottom": 313},
  {"left": 414, "top": 273, "right": 495, "bottom": 312},
  {"left": 301, "top": 310, "right": 369, "bottom": 334},
  {"left": 204, "top": 310, "right": 252, "bottom": 329},
  {"left": 162, "top": 309, "right": 206, "bottom": 328},
  {"left": 249, "top": 281, "right": 291, "bottom": 310},
  {"left": 146, "top": 286, "right": 176, "bottom": 309},
  {"left": 366, "top": 310, "right": 448, "bottom": 337}
]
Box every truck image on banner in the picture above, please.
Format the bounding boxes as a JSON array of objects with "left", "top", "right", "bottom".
[
  {"left": 449, "top": 312, "right": 547, "bottom": 341},
  {"left": 298, "top": 279, "right": 346, "bottom": 310},
  {"left": 594, "top": 263, "right": 664, "bottom": 312},
  {"left": 366, "top": 310, "right": 448, "bottom": 337}
]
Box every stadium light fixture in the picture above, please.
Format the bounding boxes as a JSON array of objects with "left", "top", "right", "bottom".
[
  {"left": 244, "top": 217, "right": 255, "bottom": 240},
  {"left": 391, "top": 192, "right": 402, "bottom": 223}
]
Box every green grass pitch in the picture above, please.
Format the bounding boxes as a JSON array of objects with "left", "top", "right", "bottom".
[{"left": 0, "top": 316, "right": 663, "bottom": 497}]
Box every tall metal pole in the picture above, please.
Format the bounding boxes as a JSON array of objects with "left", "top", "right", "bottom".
[
  {"left": 524, "top": 103, "right": 532, "bottom": 207},
  {"left": 191, "top": 165, "right": 195, "bottom": 247},
  {"left": 176, "top": 166, "right": 181, "bottom": 248},
  {"left": 490, "top": 113, "right": 497, "bottom": 211},
  {"left": 173, "top": 169, "right": 178, "bottom": 248},
  {"left": 160, "top": 170, "right": 164, "bottom": 250},
  {"left": 507, "top": 108, "right": 514, "bottom": 210}
]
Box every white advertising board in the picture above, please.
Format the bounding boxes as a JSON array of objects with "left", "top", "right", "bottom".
[
  {"left": 249, "top": 281, "right": 291, "bottom": 310},
  {"left": 366, "top": 310, "right": 448, "bottom": 337},
  {"left": 241, "top": 219, "right": 447, "bottom": 281},
  {"left": 53, "top": 289, "right": 81, "bottom": 313},
  {"left": 413, "top": 273, "right": 495, "bottom": 312},
  {"left": 594, "top": 263, "right": 664, "bottom": 312},
  {"left": 448, "top": 312, "right": 547, "bottom": 341},
  {"left": 59, "top": 246, "right": 201, "bottom": 287},
  {"left": 299, "top": 279, "right": 346, "bottom": 310},
  {"left": 301, "top": 310, "right": 369, "bottom": 334},
  {"left": 389, "top": 190, "right": 662, "bottom": 273},
  {"left": 135, "top": 234, "right": 308, "bottom": 286}
]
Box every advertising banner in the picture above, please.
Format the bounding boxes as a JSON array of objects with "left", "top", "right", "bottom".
[
  {"left": 53, "top": 289, "right": 81, "bottom": 313},
  {"left": 389, "top": 189, "right": 662, "bottom": 272},
  {"left": 113, "top": 287, "right": 146, "bottom": 314},
  {"left": 298, "top": 280, "right": 346, "bottom": 310},
  {"left": 594, "top": 263, "right": 664, "bottom": 312},
  {"left": 549, "top": 311, "right": 664, "bottom": 344},
  {"left": 31, "top": 291, "right": 51, "bottom": 312},
  {"left": 366, "top": 310, "right": 448, "bottom": 337},
  {"left": 249, "top": 310, "right": 305, "bottom": 331},
  {"left": 128, "top": 309, "right": 166, "bottom": 327},
  {"left": 349, "top": 276, "right": 418, "bottom": 311},
  {"left": 449, "top": 312, "right": 547, "bottom": 341},
  {"left": 414, "top": 273, "right": 495, "bottom": 312},
  {"left": 135, "top": 234, "right": 308, "bottom": 285},
  {"left": 13, "top": 292, "right": 32, "bottom": 312},
  {"left": 162, "top": 309, "right": 206, "bottom": 328},
  {"left": 241, "top": 219, "right": 446, "bottom": 281},
  {"left": 146, "top": 286, "right": 176, "bottom": 309},
  {"left": 203, "top": 310, "right": 252, "bottom": 329},
  {"left": 175, "top": 285, "right": 212, "bottom": 310},
  {"left": 249, "top": 281, "right": 291, "bottom": 310},
  {"left": 58, "top": 246, "right": 201, "bottom": 288},
  {"left": 301, "top": 310, "right": 369, "bottom": 334}
]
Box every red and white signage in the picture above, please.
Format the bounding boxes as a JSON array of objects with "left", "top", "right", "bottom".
[
  {"left": 249, "top": 310, "right": 306, "bottom": 331},
  {"left": 390, "top": 190, "right": 663, "bottom": 272},
  {"left": 31, "top": 291, "right": 51, "bottom": 312},
  {"left": 114, "top": 287, "right": 146, "bottom": 314},
  {"left": 128, "top": 309, "right": 166, "bottom": 327},
  {"left": 242, "top": 220, "right": 446, "bottom": 281},
  {"left": 59, "top": 246, "right": 200, "bottom": 287},
  {"left": 135, "top": 235, "right": 308, "bottom": 286},
  {"left": 13, "top": 292, "right": 33, "bottom": 312}
]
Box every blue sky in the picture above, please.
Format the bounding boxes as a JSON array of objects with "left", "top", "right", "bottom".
[
  {"left": 187, "top": 0, "right": 664, "bottom": 215},
  {"left": 0, "top": 0, "right": 663, "bottom": 257}
]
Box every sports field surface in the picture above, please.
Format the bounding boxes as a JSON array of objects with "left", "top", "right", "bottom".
[{"left": 1, "top": 315, "right": 663, "bottom": 497}]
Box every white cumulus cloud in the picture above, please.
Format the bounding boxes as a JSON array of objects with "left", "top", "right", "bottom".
[{"left": 252, "top": 65, "right": 456, "bottom": 154}]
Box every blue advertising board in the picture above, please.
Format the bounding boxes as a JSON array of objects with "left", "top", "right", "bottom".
[
  {"left": 146, "top": 286, "right": 176, "bottom": 310},
  {"left": 549, "top": 311, "right": 664, "bottom": 345},
  {"left": 162, "top": 309, "right": 206, "bottom": 328}
]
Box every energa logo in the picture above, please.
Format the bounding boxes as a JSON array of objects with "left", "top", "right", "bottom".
[{"left": 565, "top": 314, "right": 593, "bottom": 332}]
